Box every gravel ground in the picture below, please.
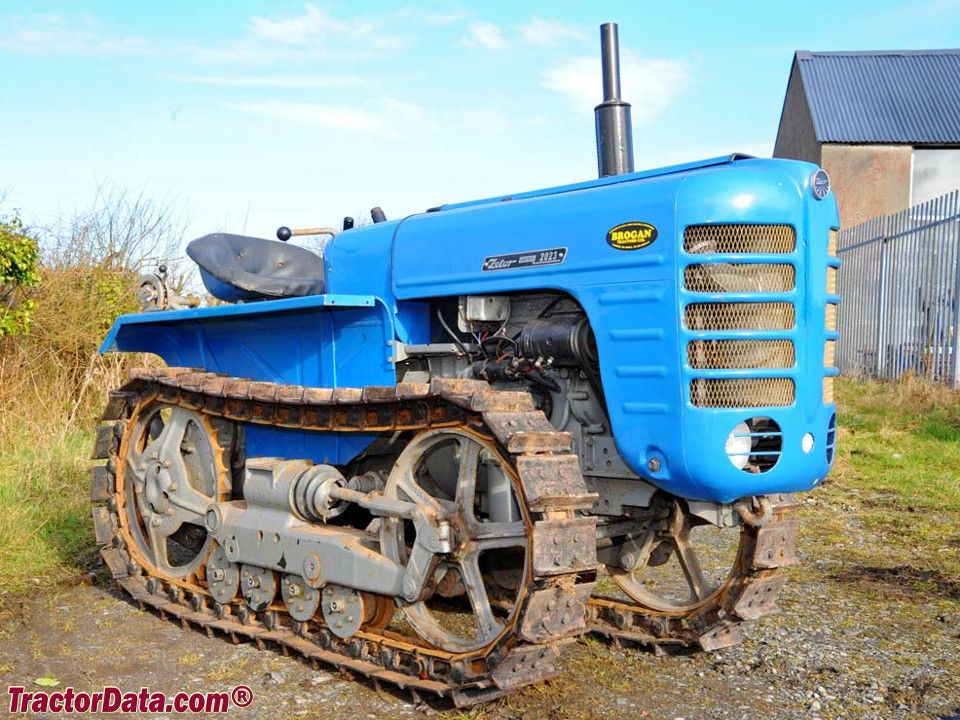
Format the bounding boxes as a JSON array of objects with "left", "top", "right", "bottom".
[{"left": 2, "top": 485, "right": 959, "bottom": 720}]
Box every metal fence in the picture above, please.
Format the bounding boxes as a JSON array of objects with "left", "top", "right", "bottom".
[{"left": 836, "top": 189, "right": 960, "bottom": 387}]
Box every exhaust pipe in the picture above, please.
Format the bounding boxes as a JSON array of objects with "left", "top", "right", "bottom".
[{"left": 595, "top": 23, "right": 634, "bottom": 178}]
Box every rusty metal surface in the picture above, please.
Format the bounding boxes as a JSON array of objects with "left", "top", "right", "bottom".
[
  {"left": 483, "top": 412, "right": 572, "bottom": 453},
  {"left": 531, "top": 517, "right": 598, "bottom": 576},
  {"left": 92, "top": 368, "right": 595, "bottom": 705},
  {"left": 730, "top": 574, "right": 786, "bottom": 620},
  {"left": 697, "top": 621, "right": 743, "bottom": 651},
  {"left": 752, "top": 520, "right": 799, "bottom": 569},
  {"left": 519, "top": 584, "right": 594, "bottom": 643},
  {"left": 515, "top": 454, "right": 596, "bottom": 511},
  {"left": 91, "top": 506, "right": 116, "bottom": 544},
  {"left": 91, "top": 424, "right": 118, "bottom": 459},
  {"left": 489, "top": 643, "right": 562, "bottom": 690},
  {"left": 100, "top": 547, "right": 130, "bottom": 578},
  {"left": 90, "top": 465, "right": 114, "bottom": 503}
]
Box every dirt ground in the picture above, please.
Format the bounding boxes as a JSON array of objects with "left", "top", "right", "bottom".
[{"left": 2, "top": 489, "right": 960, "bottom": 720}]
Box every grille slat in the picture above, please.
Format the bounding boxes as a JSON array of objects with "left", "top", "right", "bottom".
[
  {"left": 685, "top": 302, "right": 795, "bottom": 332},
  {"left": 684, "top": 224, "right": 796, "bottom": 254},
  {"left": 688, "top": 340, "right": 794, "bottom": 369},
  {"left": 691, "top": 378, "right": 795, "bottom": 408},
  {"left": 685, "top": 263, "right": 795, "bottom": 293}
]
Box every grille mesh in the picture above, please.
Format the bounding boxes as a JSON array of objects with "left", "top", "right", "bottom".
[
  {"left": 823, "top": 377, "right": 835, "bottom": 404},
  {"left": 685, "top": 302, "right": 795, "bottom": 331},
  {"left": 826, "top": 267, "right": 837, "bottom": 295},
  {"left": 684, "top": 224, "right": 796, "bottom": 254},
  {"left": 690, "top": 378, "right": 795, "bottom": 408},
  {"left": 823, "top": 340, "right": 836, "bottom": 367},
  {"left": 826, "top": 304, "right": 837, "bottom": 331},
  {"left": 685, "top": 264, "right": 795, "bottom": 293},
  {"left": 688, "top": 340, "right": 794, "bottom": 369}
]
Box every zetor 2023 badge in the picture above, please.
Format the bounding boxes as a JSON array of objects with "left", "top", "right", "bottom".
[{"left": 606, "top": 221, "right": 658, "bottom": 250}]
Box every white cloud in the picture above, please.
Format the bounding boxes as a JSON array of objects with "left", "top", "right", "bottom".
[
  {"left": 0, "top": 12, "right": 150, "bottom": 54},
  {"left": 227, "top": 98, "right": 427, "bottom": 137},
  {"left": 463, "top": 21, "right": 508, "bottom": 50},
  {"left": 225, "top": 97, "right": 544, "bottom": 142},
  {"left": 249, "top": 4, "right": 375, "bottom": 45},
  {"left": 392, "top": 8, "right": 468, "bottom": 25},
  {"left": 541, "top": 50, "right": 689, "bottom": 123},
  {"left": 167, "top": 75, "right": 364, "bottom": 89},
  {"left": 518, "top": 17, "right": 583, "bottom": 47}
]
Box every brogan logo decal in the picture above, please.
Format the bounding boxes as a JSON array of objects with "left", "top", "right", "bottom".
[{"left": 606, "top": 221, "right": 658, "bottom": 251}]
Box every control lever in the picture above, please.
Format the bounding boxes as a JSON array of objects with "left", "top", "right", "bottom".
[{"left": 276, "top": 226, "right": 339, "bottom": 242}]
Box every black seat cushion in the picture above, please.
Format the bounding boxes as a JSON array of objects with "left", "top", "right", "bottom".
[{"left": 187, "top": 233, "right": 326, "bottom": 301}]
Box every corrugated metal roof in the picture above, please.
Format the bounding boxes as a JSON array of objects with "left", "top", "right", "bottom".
[{"left": 796, "top": 49, "right": 960, "bottom": 144}]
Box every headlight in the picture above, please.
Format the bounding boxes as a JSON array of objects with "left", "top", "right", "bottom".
[{"left": 725, "top": 421, "right": 752, "bottom": 470}]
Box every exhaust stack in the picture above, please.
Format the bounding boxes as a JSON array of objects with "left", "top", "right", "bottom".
[{"left": 594, "top": 23, "right": 634, "bottom": 178}]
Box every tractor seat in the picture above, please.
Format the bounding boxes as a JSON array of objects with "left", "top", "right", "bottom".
[{"left": 186, "top": 233, "right": 326, "bottom": 302}]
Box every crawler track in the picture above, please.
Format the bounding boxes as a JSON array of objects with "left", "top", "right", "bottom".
[
  {"left": 92, "top": 368, "right": 598, "bottom": 706},
  {"left": 90, "top": 368, "right": 797, "bottom": 705}
]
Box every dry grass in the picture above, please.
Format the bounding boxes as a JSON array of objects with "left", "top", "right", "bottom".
[{"left": 0, "top": 265, "right": 142, "bottom": 596}]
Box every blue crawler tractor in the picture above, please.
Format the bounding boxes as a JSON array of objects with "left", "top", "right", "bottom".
[{"left": 90, "top": 24, "right": 839, "bottom": 705}]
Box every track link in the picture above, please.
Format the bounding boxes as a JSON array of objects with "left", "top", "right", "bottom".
[{"left": 91, "top": 368, "right": 598, "bottom": 706}]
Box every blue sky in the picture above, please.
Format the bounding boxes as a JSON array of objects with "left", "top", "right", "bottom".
[{"left": 2, "top": 0, "right": 959, "bottom": 253}]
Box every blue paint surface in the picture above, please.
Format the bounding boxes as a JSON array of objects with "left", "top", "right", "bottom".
[{"left": 103, "top": 294, "right": 390, "bottom": 464}]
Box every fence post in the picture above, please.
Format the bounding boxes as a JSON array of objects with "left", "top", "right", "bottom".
[
  {"left": 875, "top": 217, "right": 889, "bottom": 379},
  {"left": 950, "top": 191, "right": 960, "bottom": 388}
]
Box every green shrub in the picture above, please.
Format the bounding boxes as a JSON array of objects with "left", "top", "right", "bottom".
[{"left": 0, "top": 214, "right": 40, "bottom": 336}]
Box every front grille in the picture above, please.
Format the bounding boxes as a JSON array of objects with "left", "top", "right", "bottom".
[
  {"left": 684, "top": 264, "right": 795, "bottom": 293},
  {"left": 685, "top": 302, "right": 795, "bottom": 331},
  {"left": 691, "top": 378, "right": 795, "bottom": 408},
  {"left": 684, "top": 224, "right": 798, "bottom": 409},
  {"left": 684, "top": 224, "right": 796, "bottom": 254},
  {"left": 688, "top": 340, "right": 794, "bottom": 369}
]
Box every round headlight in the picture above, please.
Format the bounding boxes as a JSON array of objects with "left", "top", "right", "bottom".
[{"left": 725, "top": 421, "right": 752, "bottom": 470}]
